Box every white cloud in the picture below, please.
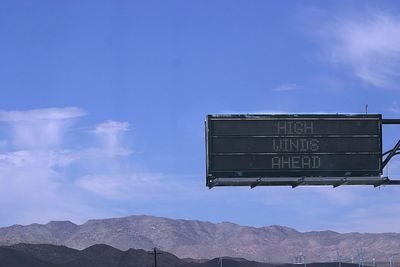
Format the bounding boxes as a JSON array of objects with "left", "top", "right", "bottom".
[
  {"left": 0, "top": 107, "right": 86, "bottom": 149},
  {"left": 92, "top": 120, "right": 131, "bottom": 156},
  {"left": 0, "top": 107, "right": 86, "bottom": 122},
  {"left": 12, "top": 120, "right": 65, "bottom": 149},
  {"left": 94, "top": 120, "right": 129, "bottom": 134},
  {"left": 0, "top": 149, "right": 100, "bottom": 225},
  {"left": 0, "top": 150, "right": 75, "bottom": 169},
  {"left": 0, "top": 108, "right": 133, "bottom": 226},
  {"left": 321, "top": 13, "right": 400, "bottom": 90},
  {"left": 272, "top": 83, "right": 301, "bottom": 92}
]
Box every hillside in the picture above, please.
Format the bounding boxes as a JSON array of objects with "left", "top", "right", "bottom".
[{"left": 0, "top": 215, "right": 399, "bottom": 262}]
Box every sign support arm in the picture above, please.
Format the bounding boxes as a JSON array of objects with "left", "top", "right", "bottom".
[{"left": 382, "top": 140, "right": 400, "bottom": 169}]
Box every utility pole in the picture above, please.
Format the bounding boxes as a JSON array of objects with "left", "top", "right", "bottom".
[{"left": 148, "top": 247, "right": 163, "bottom": 267}]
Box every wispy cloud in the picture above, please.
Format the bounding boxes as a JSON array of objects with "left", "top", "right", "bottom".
[
  {"left": 0, "top": 107, "right": 86, "bottom": 122},
  {"left": 0, "top": 149, "right": 95, "bottom": 225},
  {"left": 272, "top": 83, "right": 301, "bottom": 92},
  {"left": 92, "top": 120, "right": 131, "bottom": 156},
  {"left": 0, "top": 108, "right": 132, "bottom": 225},
  {"left": 93, "top": 120, "right": 129, "bottom": 134},
  {"left": 0, "top": 107, "right": 86, "bottom": 149},
  {"left": 320, "top": 12, "right": 400, "bottom": 90},
  {"left": 0, "top": 107, "right": 211, "bottom": 226}
]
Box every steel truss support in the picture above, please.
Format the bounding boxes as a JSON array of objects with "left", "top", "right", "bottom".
[
  {"left": 382, "top": 140, "right": 400, "bottom": 169},
  {"left": 381, "top": 119, "right": 400, "bottom": 182}
]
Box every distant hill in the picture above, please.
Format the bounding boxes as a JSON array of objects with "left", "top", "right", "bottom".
[
  {"left": 0, "top": 215, "right": 399, "bottom": 262},
  {"left": 0, "top": 243, "right": 370, "bottom": 267},
  {"left": 1, "top": 243, "right": 185, "bottom": 267},
  {"left": 0, "top": 243, "right": 275, "bottom": 267},
  {"left": 0, "top": 246, "right": 53, "bottom": 267}
]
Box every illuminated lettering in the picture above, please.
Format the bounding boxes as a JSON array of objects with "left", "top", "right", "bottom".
[
  {"left": 282, "top": 156, "right": 290, "bottom": 169},
  {"left": 271, "top": 138, "right": 320, "bottom": 152},
  {"left": 302, "top": 156, "right": 311, "bottom": 168},
  {"left": 282, "top": 138, "right": 289, "bottom": 151},
  {"left": 291, "top": 156, "right": 300, "bottom": 168},
  {"left": 294, "top": 122, "right": 303, "bottom": 134},
  {"left": 300, "top": 139, "right": 308, "bottom": 152},
  {"left": 304, "top": 121, "right": 313, "bottom": 134},
  {"left": 312, "top": 156, "right": 321, "bottom": 168},
  {"left": 272, "top": 157, "right": 280, "bottom": 169},
  {"left": 287, "top": 121, "right": 293, "bottom": 134},
  {"left": 289, "top": 139, "right": 299, "bottom": 151},
  {"left": 276, "top": 121, "right": 314, "bottom": 135},
  {"left": 271, "top": 156, "right": 321, "bottom": 169},
  {"left": 272, "top": 139, "right": 279, "bottom": 152},
  {"left": 310, "top": 139, "right": 320, "bottom": 151},
  {"left": 277, "top": 121, "right": 287, "bottom": 134}
]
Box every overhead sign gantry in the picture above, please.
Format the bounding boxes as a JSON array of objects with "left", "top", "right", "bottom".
[{"left": 205, "top": 114, "right": 400, "bottom": 188}]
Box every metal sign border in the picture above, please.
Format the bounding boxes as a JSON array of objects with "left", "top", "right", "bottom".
[{"left": 205, "top": 114, "right": 400, "bottom": 188}]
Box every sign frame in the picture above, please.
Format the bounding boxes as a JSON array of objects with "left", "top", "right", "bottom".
[{"left": 206, "top": 114, "right": 384, "bottom": 188}]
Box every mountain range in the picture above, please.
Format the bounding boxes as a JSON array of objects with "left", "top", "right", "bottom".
[{"left": 0, "top": 215, "right": 399, "bottom": 263}]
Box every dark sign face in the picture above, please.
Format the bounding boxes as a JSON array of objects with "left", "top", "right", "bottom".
[{"left": 206, "top": 114, "right": 382, "bottom": 187}]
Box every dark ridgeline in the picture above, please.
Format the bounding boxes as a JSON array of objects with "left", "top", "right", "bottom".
[
  {"left": 1, "top": 243, "right": 188, "bottom": 267},
  {"left": 0, "top": 243, "right": 371, "bottom": 267},
  {"left": 0, "top": 246, "right": 53, "bottom": 267}
]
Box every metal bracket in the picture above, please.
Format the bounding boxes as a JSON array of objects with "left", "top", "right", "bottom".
[
  {"left": 382, "top": 139, "right": 400, "bottom": 169},
  {"left": 333, "top": 178, "right": 347, "bottom": 188},
  {"left": 381, "top": 119, "right": 400, "bottom": 171},
  {"left": 292, "top": 178, "right": 305, "bottom": 188},
  {"left": 373, "top": 177, "right": 390, "bottom": 187},
  {"left": 382, "top": 119, "right": 400, "bottom": 124},
  {"left": 207, "top": 178, "right": 216, "bottom": 189},
  {"left": 250, "top": 178, "right": 262, "bottom": 189}
]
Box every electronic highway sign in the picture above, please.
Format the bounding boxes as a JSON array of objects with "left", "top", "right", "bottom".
[{"left": 205, "top": 114, "right": 383, "bottom": 187}]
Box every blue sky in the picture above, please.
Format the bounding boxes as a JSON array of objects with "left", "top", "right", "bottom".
[{"left": 1, "top": 0, "right": 400, "bottom": 232}]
